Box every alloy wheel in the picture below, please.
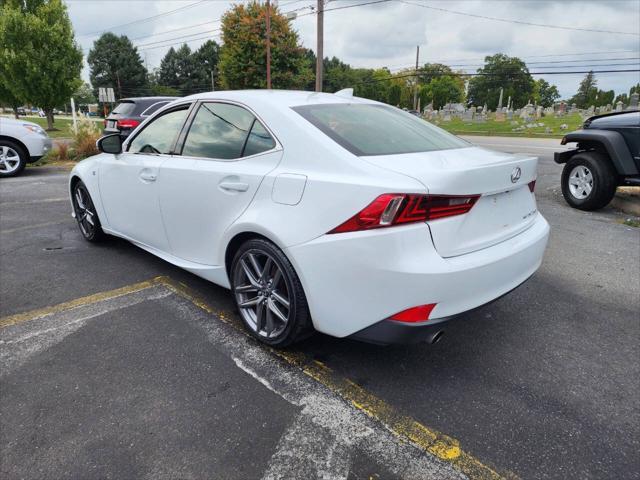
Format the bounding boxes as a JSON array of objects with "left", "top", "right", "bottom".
[
  {"left": 568, "top": 165, "right": 594, "bottom": 199},
  {"left": 233, "top": 250, "right": 291, "bottom": 338},
  {"left": 0, "top": 146, "right": 21, "bottom": 174},
  {"left": 73, "top": 184, "right": 97, "bottom": 238}
]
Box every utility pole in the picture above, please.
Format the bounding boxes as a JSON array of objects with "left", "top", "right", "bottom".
[
  {"left": 266, "top": 0, "right": 272, "bottom": 89},
  {"left": 412, "top": 45, "right": 420, "bottom": 111},
  {"left": 315, "top": 0, "right": 324, "bottom": 92},
  {"left": 210, "top": 70, "right": 215, "bottom": 91}
]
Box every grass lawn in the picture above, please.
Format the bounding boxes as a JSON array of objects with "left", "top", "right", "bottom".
[
  {"left": 434, "top": 113, "right": 585, "bottom": 138},
  {"left": 1, "top": 115, "right": 102, "bottom": 139}
]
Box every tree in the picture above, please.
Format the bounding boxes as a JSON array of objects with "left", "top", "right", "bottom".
[
  {"left": 0, "top": 0, "right": 82, "bottom": 129},
  {"left": 158, "top": 44, "right": 198, "bottom": 94},
  {"left": 418, "top": 63, "right": 453, "bottom": 85},
  {"left": 219, "top": 2, "right": 312, "bottom": 89},
  {"left": 74, "top": 82, "right": 96, "bottom": 108},
  {"left": 533, "top": 78, "right": 560, "bottom": 107},
  {"left": 87, "top": 33, "right": 147, "bottom": 100},
  {"left": 0, "top": 80, "right": 22, "bottom": 118},
  {"left": 425, "top": 76, "right": 464, "bottom": 109},
  {"left": 387, "top": 84, "right": 402, "bottom": 106},
  {"left": 569, "top": 71, "right": 598, "bottom": 108},
  {"left": 467, "top": 53, "right": 534, "bottom": 110},
  {"left": 192, "top": 40, "right": 220, "bottom": 91}
]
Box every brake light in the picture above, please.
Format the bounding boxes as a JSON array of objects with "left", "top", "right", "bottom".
[
  {"left": 328, "top": 193, "right": 479, "bottom": 234},
  {"left": 117, "top": 119, "right": 140, "bottom": 128},
  {"left": 528, "top": 180, "right": 536, "bottom": 192},
  {"left": 390, "top": 304, "right": 437, "bottom": 323}
]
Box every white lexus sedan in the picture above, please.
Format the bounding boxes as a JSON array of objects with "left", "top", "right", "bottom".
[{"left": 69, "top": 90, "right": 550, "bottom": 347}]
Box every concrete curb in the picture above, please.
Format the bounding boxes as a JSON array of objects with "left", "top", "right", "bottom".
[{"left": 612, "top": 187, "right": 640, "bottom": 216}]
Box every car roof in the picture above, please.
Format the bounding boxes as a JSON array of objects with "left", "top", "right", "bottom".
[
  {"left": 181, "top": 89, "right": 374, "bottom": 108},
  {"left": 118, "top": 97, "right": 178, "bottom": 103}
]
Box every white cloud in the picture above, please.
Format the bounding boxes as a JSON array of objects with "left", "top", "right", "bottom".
[{"left": 66, "top": 0, "right": 640, "bottom": 98}]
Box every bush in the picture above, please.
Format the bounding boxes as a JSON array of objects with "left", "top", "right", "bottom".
[
  {"left": 72, "top": 117, "right": 100, "bottom": 160},
  {"left": 40, "top": 141, "right": 71, "bottom": 164}
]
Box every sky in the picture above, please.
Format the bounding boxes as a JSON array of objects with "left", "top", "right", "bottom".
[{"left": 65, "top": 0, "right": 640, "bottom": 100}]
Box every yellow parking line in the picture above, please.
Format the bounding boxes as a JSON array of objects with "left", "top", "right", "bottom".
[
  {"left": 0, "top": 277, "right": 163, "bottom": 329},
  {"left": 0, "top": 275, "right": 512, "bottom": 479}
]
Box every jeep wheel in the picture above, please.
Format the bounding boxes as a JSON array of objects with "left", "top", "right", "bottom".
[{"left": 561, "top": 152, "right": 617, "bottom": 211}]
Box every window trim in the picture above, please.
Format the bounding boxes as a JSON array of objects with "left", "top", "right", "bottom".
[
  {"left": 140, "top": 101, "right": 172, "bottom": 117},
  {"left": 174, "top": 99, "right": 281, "bottom": 162},
  {"left": 124, "top": 102, "right": 195, "bottom": 155}
]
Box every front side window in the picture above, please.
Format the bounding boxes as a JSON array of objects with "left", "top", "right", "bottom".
[
  {"left": 293, "top": 103, "right": 469, "bottom": 156},
  {"left": 182, "top": 103, "right": 275, "bottom": 160},
  {"left": 128, "top": 106, "right": 189, "bottom": 154}
]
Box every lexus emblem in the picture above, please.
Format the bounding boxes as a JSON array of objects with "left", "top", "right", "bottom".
[{"left": 511, "top": 167, "right": 522, "bottom": 183}]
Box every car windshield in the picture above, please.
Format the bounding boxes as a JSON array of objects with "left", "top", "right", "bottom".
[
  {"left": 293, "top": 103, "right": 469, "bottom": 156},
  {"left": 112, "top": 101, "right": 136, "bottom": 116}
]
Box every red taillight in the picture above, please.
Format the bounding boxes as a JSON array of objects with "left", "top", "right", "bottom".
[
  {"left": 117, "top": 119, "right": 140, "bottom": 129},
  {"left": 328, "top": 193, "right": 479, "bottom": 234},
  {"left": 390, "top": 304, "right": 437, "bottom": 323},
  {"left": 103, "top": 119, "right": 107, "bottom": 127},
  {"left": 528, "top": 180, "right": 536, "bottom": 192}
]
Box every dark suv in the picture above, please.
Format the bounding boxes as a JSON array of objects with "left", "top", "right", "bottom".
[
  {"left": 104, "top": 97, "right": 178, "bottom": 136},
  {"left": 555, "top": 110, "right": 640, "bottom": 210}
]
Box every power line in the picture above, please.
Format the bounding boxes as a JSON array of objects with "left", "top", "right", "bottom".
[
  {"left": 398, "top": 0, "right": 640, "bottom": 36},
  {"left": 78, "top": 0, "right": 209, "bottom": 37}
]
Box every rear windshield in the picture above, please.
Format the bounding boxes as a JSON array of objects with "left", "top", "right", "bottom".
[
  {"left": 293, "top": 103, "right": 469, "bottom": 156},
  {"left": 112, "top": 101, "right": 136, "bottom": 116}
]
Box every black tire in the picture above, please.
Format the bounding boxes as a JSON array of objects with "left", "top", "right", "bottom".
[
  {"left": 0, "top": 139, "right": 27, "bottom": 178},
  {"left": 230, "top": 238, "right": 313, "bottom": 347},
  {"left": 561, "top": 152, "right": 618, "bottom": 211},
  {"left": 71, "top": 180, "right": 106, "bottom": 242}
]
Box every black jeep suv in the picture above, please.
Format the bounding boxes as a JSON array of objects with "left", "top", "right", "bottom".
[{"left": 555, "top": 110, "right": 639, "bottom": 210}]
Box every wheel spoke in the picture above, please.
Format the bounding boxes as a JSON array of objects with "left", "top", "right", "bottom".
[
  {"left": 255, "top": 301, "right": 265, "bottom": 331},
  {"left": 247, "top": 253, "right": 263, "bottom": 280},
  {"left": 569, "top": 177, "right": 580, "bottom": 186},
  {"left": 265, "top": 306, "right": 275, "bottom": 335},
  {"left": 272, "top": 291, "right": 289, "bottom": 309},
  {"left": 268, "top": 299, "right": 287, "bottom": 323},
  {"left": 75, "top": 191, "right": 85, "bottom": 210},
  {"left": 239, "top": 295, "right": 262, "bottom": 308},
  {"left": 240, "top": 259, "right": 260, "bottom": 287},
  {"left": 260, "top": 258, "right": 273, "bottom": 282},
  {"left": 235, "top": 284, "right": 258, "bottom": 293},
  {"left": 85, "top": 211, "right": 95, "bottom": 226}
]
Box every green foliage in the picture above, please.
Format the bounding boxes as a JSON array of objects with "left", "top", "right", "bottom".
[
  {"left": 387, "top": 84, "right": 402, "bottom": 106},
  {"left": 425, "top": 76, "right": 464, "bottom": 109},
  {"left": 219, "top": 1, "right": 312, "bottom": 89},
  {"left": 418, "top": 63, "right": 454, "bottom": 85},
  {"left": 87, "top": 33, "right": 147, "bottom": 99},
  {"left": 74, "top": 82, "right": 96, "bottom": 106},
  {"left": 0, "top": 0, "right": 83, "bottom": 129},
  {"left": 467, "top": 54, "right": 535, "bottom": 109},
  {"left": 157, "top": 40, "right": 220, "bottom": 94},
  {"left": 570, "top": 71, "right": 597, "bottom": 108},
  {"left": 533, "top": 78, "right": 560, "bottom": 107}
]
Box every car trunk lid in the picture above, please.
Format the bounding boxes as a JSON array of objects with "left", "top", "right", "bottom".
[{"left": 362, "top": 146, "right": 539, "bottom": 257}]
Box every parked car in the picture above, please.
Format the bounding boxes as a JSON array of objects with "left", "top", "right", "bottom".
[
  {"left": 103, "top": 97, "right": 178, "bottom": 137},
  {"left": 0, "top": 117, "right": 52, "bottom": 177},
  {"left": 555, "top": 110, "right": 640, "bottom": 210},
  {"left": 69, "top": 90, "right": 550, "bottom": 347},
  {"left": 16, "top": 107, "right": 26, "bottom": 116}
]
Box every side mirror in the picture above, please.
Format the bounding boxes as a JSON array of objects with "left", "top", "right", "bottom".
[{"left": 97, "top": 134, "right": 123, "bottom": 154}]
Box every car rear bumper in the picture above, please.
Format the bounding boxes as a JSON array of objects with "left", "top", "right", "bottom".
[{"left": 286, "top": 212, "right": 550, "bottom": 339}]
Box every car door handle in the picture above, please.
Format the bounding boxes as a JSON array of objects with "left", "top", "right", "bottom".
[
  {"left": 219, "top": 181, "right": 249, "bottom": 192},
  {"left": 139, "top": 170, "right": 157, "bottom": 182}
]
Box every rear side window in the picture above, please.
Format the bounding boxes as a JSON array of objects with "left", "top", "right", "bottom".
[
  {"left": 243, "top": 120, "right": 276, "bottom": 157},
  {"left": 182, "top": 103, "right": 275, "bottom": 159},
  {"left": 293, "top": 103, "right": 469, "bottom": 156},
  {"left": 112, "top": 101, "right": 136, "bottom": 116}
]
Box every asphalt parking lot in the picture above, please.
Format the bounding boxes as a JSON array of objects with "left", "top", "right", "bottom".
[{"left": 1, "top": 137, "right": 639, "bottom": 479}]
